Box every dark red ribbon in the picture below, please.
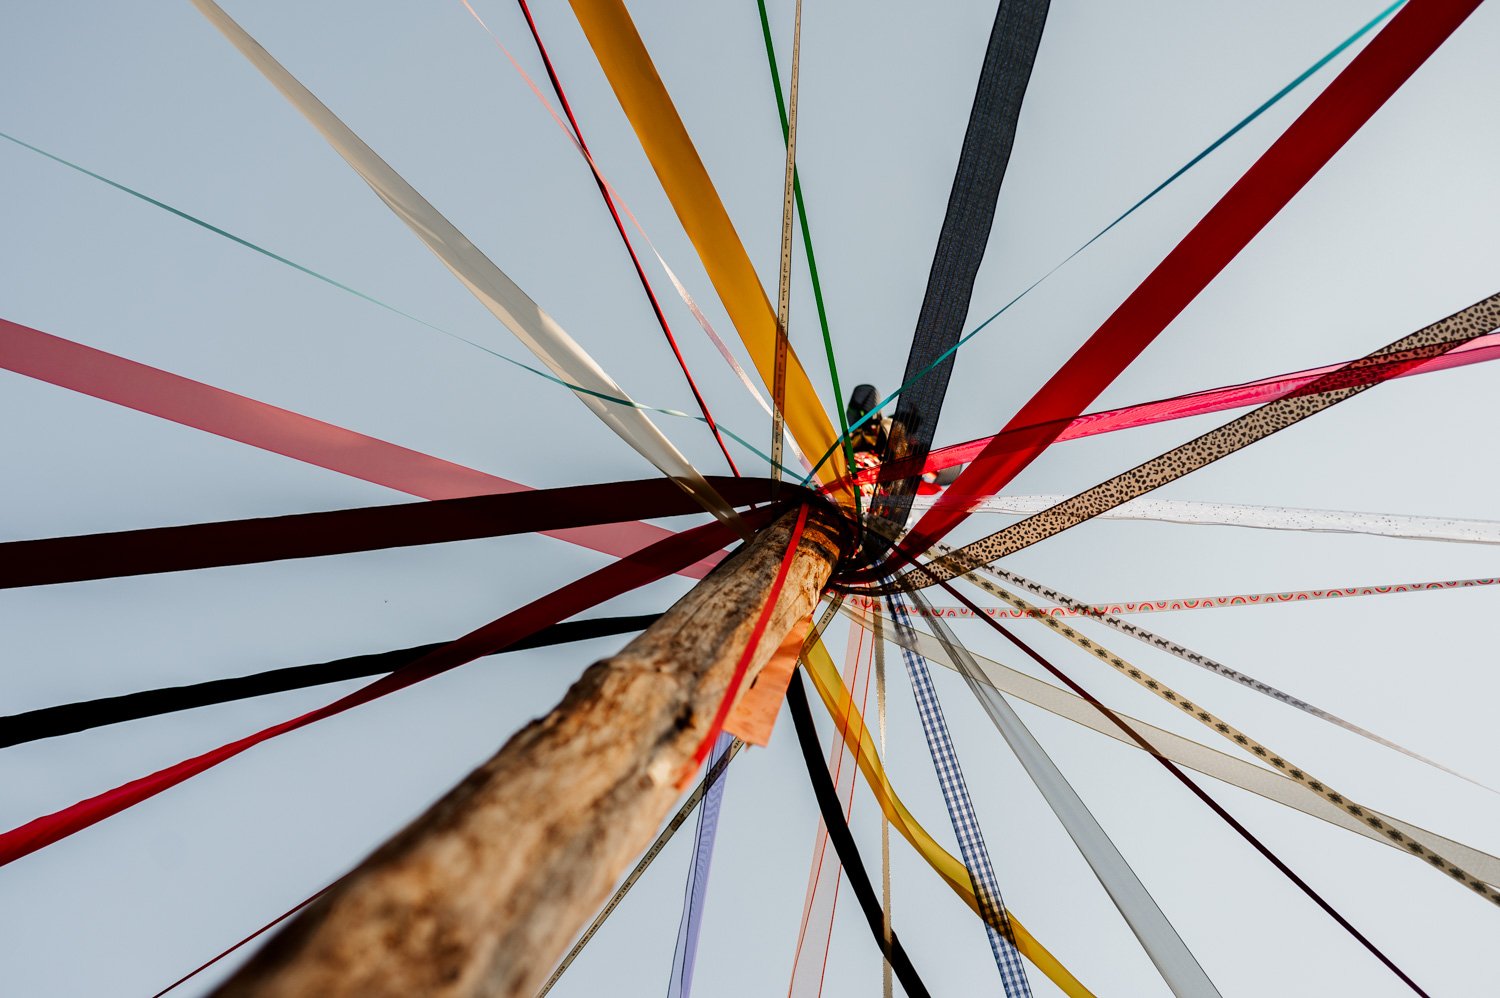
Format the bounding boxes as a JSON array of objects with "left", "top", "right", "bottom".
[{"left": 0, "top": 476, "right": 804, "bottom": 590}]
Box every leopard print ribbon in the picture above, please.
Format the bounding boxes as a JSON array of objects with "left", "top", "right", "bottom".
[{"left": 864, "top": 291, "right": 1500, "bottom": 593}]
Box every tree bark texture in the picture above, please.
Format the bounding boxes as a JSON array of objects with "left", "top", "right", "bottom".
[{"left": 213, "top": 503, "right": 845, "bottom": 998}]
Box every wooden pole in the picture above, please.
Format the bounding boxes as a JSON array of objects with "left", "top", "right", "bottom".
[{"left": 213, "top": 503, "right": 846, "bottom": 998}]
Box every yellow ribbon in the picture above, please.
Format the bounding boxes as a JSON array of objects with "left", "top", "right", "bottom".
[
  {"left": 567, "top": 0, "right": 848, "bottom": 497},
  {"left": 802, "top": 636, "right": 1094, "bottom": 997}
]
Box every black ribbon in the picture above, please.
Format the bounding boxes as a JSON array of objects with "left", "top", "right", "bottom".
[
  {"left": 862, "top": 0, "right": 1051, "bottom": 567},
  {"left": 786, "top": 671, "right": 933, "bottom": 998},
  {"left": 0, "top": 614, "right": 659, "bottom": 749}
]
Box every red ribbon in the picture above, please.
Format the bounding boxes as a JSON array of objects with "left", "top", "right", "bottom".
[{"left": 683, "top": 503, "right": 810, "bottom": 780}]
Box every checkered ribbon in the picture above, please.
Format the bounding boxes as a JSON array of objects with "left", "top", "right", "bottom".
[{"left": 886, "top": 596, "right": 1032, "bottom": 995}]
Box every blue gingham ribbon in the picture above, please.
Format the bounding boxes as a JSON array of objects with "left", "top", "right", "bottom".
[{"left": 886, "top": 596, "right": 1032, "bottom": 996}]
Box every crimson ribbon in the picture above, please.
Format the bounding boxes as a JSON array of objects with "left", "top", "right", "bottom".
[
  {"left": 847, "top": 330, "right": 1500, "bottom": 489},
  {"left": 0, "top": 316, "right": 716, "bottom": 576},
  {"left": 0, "top": 502, "right": 789, "bottom": 868},
  {"left": 879, "top": 0, "right": 1483, "bottom": 569},
  {"left": 0, "top": 476, "right": 804, "bottom": 590}
]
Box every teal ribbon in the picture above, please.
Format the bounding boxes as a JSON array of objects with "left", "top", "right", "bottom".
[
  {"left": 798, "top": 0, "right": 1407, "bottom": 485},
  {"left": 1, "top": 130, "right": 790, "bottom": 473}
]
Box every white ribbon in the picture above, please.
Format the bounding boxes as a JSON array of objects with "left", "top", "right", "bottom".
[
  {"left": 192, "top": 0, "right": 740, "bottom": 529},
  {"left": 911, "top": 495, "right": 1500, "bottom": 545}
]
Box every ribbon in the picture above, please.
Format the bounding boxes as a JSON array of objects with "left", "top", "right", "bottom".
[
  {"left": 190, "top": 0, "right": 741, "bottom": 530},
  {"left": 786, "top": 674, "right": 933, "bottom": 998},
  {"left": 840, "top": 601, "right": 1500, "bottom": 885},
  {"left": 879, "top": 330, "right": 1500, "bottom": 484},
  {"left": 0, "top": 315, "right": 718, "bottom": 577},
  {"left": 883, "top": 597, "right": 1033, "bottom": 995},
  {"left": 444, "top": 3, "right": 812, "bottom": 472},
  {"left": 847, "top": 602, "right": 1500, "bottom": 879},
  {"left": 565, "top": 0, "right": 847, "bottom": 493},
  {"left": 908, "top": 494, "right": 1500, "bottom": 546},
  {"left": 538, "top": 740, "right": 745, "bottom": 997},
  {"left": 856, "top": 575, "right": 1500, "bottom": 620},
  {"left": 787, "top": 606, "right": 872, "bottom": 998},
  {"left": 666, "top": 731, "right": 733, "bottom": 998},
  {"left": 0, "top": 503, "right": 784, "bottom": 868},
  {"left": 935, "top": 578, "right": 1430, "bottom": 995},
  {"left": 504, "top": 0, "right": 739, "bottom": 477},
  {"left": 754, "top": 0, "right": 856, "bottom": 493},
  {"left": 949, "top": 574, "right": 1499, "bottom": 910},
  {"left": 873, "top": 603, "right": 894, "bottom": 998},
  {"left": 953, "top": 565, "right": 1497, "bottom": 791},
  {"left": 863, "top": 0, "right": 1051, "bottom": 565},
  {"left": 879, "top": 291, "right": 1500, "bottom": 592},
  {"left": 685, "top": 505, "right": 810, "bottom": 778},
  {"left": 0, "top": 475, "right": 803, "bottom": 590},
  {"left": 798, "top": 638, "right": 1093, "bottom": 997},
  {"left": 769, "top": 0, "right": 804, "bottom": 490},
  {"left": 0, "top": 615, "right": 660, "bottom": 749},
  {"left": 892, "top": 0, "right": 1485, "bottom": 563},
  {"left": 898, "top": 589, "right": 1219, "bottom": 997}
]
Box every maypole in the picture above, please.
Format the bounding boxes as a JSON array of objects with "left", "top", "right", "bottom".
[{"left": 211, "top": 505, "right": 846, "bottom": 998}]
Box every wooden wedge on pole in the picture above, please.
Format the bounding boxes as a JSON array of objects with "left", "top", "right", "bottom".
[{"left": 214, "top": 503, "right": 846, "bottom": 998}]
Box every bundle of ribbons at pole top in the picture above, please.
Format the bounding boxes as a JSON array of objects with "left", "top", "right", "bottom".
[{"left": 2, "top": 0, "right": 1497, "bottom": 995}]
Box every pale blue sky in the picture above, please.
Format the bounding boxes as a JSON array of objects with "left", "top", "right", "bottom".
[{"left": 2, "top": 2, "right": 1498, "bottom": 995}]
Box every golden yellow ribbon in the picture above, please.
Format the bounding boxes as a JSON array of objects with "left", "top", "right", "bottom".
[
  {"left": 567, "top": 0, "right": 848, "bottom": 497},
  {"left": 801, "top": 636, "right": 1094, "bottom": 997}
]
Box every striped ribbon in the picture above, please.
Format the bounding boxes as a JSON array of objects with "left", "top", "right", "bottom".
[
  {"left": 884, "top": 598, "right": 1033, "bottom": 996},
  {"left": 933, "top": 579, "right": 1428, "bottom": 994},
  {"left": 905, "top": 589, "right": 1221, "bottom": 997},
  {"left": 854, "top": 575, "right": 1500, "bottom": 620},
  {"left": 966, "top": 571, "right": 1500, "bottom": 908},
  {"left": 798, "top": 636, "right": 1093, "bottom": 997},
  {"left": 539, "top": 739, "right": 746, "bottom": 997},
  {"left": 666, "top": 731, "right": 734, "bottom": 998},
  {"left": 840, "top": 601, "right": 1500, "bottom": 884},
  {"left": 960, "top": 563, "right": 1499, "bottom": 793}
]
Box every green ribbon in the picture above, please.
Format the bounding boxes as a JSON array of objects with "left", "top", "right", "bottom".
[{"left": 755, "top": 0, "right": 860, "bottom": 505}]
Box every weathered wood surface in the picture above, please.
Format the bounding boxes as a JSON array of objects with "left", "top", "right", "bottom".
[{"left": 214, "top": 503, "right": 845, "bottom": 998}]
